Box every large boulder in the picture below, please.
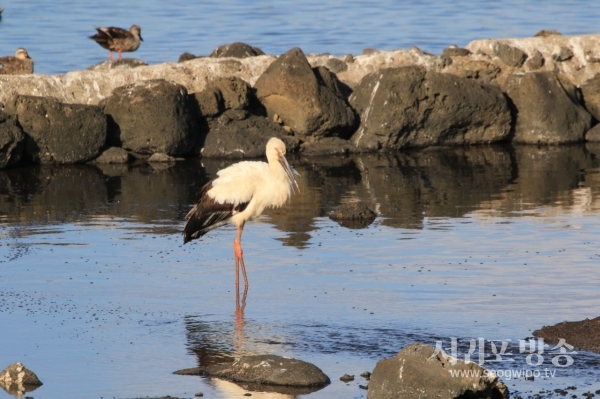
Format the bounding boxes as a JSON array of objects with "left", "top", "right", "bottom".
[
  {"left": 533, "top": 316, "right": 600, "bottom": 354},
  {"left": 580, "top": 74, "right": 600, "bottom": 121},
  {"left": 201, "top": 110, "right": 299, "bottom": 158},
  {"left": 367, "top": 344, "right": 508, "bottom": 399},
  {"left": 254, "top": 47, "right": 356, "bottom": 141},
  {"left": 0, "top": 111, "right": 25, "bottom": 169},
  {"left": 0, "top": 362, "right": 43, "bottom": 396},
  {"left": 5, "top": 95, "right": 106, "bottom": 164},
  {"left": 103, "top": 79, "right": 199, "bottom": 156},
  {"left": 503, "top": 71, "right": 592, "bottom": 144},
  {"left": 349, "top": 66, "right": 511, "bottom": 151}
]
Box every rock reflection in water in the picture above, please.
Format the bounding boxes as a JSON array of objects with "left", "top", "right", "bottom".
[{"left": 2, "top": 145, "right": 600, "bottom": 243}]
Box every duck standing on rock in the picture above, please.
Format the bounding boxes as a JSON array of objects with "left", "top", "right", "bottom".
[
  {"left": 0, "top": 48, "right": 34, "bottom": 74},
  {"left": 89, "top": 24, "right": 143, "bottom": 61}
]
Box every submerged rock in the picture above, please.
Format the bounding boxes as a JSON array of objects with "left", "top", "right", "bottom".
[
  {"left": 533, "top": 316, "right": 600, "bottom": 354},
  {"left": 367, "top": 344, "right": 508, "bottom": 399},
  {"left": 329, "top": 202, "right": 377, "bottom": 229},
  {"left": 0, "top": 362, "right": 43, "bottom": 396}
]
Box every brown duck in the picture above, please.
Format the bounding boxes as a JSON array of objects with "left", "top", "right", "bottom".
[
  {"left": 0, "top": 48, "right": 34, "bottom": 75},
  {"left": 89, "top": 25, "right": 143, "bottom": 61}
]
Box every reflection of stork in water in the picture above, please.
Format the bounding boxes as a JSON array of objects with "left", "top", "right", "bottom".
[{"left": 183, "top": 137, "right": 300, "bottom": 313}]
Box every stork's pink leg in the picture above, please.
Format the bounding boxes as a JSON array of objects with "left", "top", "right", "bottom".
[{"left": 234, "top": 222, "right": 248, "bottom": 313}]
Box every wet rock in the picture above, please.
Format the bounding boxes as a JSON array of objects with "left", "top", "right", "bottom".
[
  {"left": 87, "top": 58, "right": 148, "bottom": 71},
  {"left": 0, "top": 362, "right": 43, "bottom": 396},
  {"left": 367, "top": 344, "right": 508, "bottom": 399},
  {"left": 361, "top": 371, "right": 371, "bottom": 379},
  {"left": 5, "top": 95, "right": 106, "bottom": 164},
  {"left": 0, "top": 110, "right": 25, "bottom": 169},
  {"left": 94, "top": 147, "right": 130, "bottom": 164},
  {"left": 493, "top": 42, "right": 528, "bottom": 67},
  {"left": 202, "top": 112, "right": 300, "bottom": 158},
  {"left": 525, "top": 50, "right": 545, "bottom": 70},
  {"left": 206, "top": 354, "right": 330, "bottom": 388},
  {"left": 103, "top": 79, "right": 199, "bottom": 156},
  {"left": 442, "top": 45, "right": 472, "bottom": 57},
  {"left": 147, "top": 153, "right": 179, "bottom": 163},
  {"left": 349, "top": 66, "right": 511, "bottom": 151},
  {"left": 300, "top": 137, "right": 354, "bottom": 156},
  {"left": 254, "top": 47, "right": 356, "bottom": 141},
  {"left": 329, "top": 202, "right": 377, "bottom": 229},
  {"left": 580, "top": 75, "right": 600, "bottom": 121},
  {"left": 210, "top": 42, "right": 266, "bottom": 58},
  {"left": 503, "top": 71, "right": 592, "bottom": 144},
  {"left": 533, "top": 316, "right": 600, "bottom": 354},
  {"left": 586, "top": 124, "right": 600, "bottom": 142},
  {"left": 340, "top": 374, "right": 354, "bottom": 382}
]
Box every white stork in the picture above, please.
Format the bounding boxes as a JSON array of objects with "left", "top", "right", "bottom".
[{"left": 183, "top": 137, "right": 300, "bottom": 310}]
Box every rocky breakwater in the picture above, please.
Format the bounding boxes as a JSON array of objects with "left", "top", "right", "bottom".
[{"left": 1, "top": 32, "right": 600, "bottom": 169}]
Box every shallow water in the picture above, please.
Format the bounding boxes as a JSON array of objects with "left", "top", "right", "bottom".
[
  {"left": 1, "top": 0, "right": 600, "bottom": 75},
  {"left": 2, "top": 144, "right": 600, "bottom": 398}
]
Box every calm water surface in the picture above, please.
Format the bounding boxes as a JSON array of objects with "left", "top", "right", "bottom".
[
  {"left": 1, "top": 1, "right": 600, "bottom": 74},
  {"left": 1, "top": 145, "right": 600, "bottom": 398}
]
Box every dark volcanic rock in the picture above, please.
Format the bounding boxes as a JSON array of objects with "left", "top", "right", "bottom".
[
  {"left": 87, "top": 58, "right": 148, "bottom": 71},
  {"left": 553, "top": 46, "right": 574, "bottom": 62},
  {"left": 580, "top": 75, "right": 600, "bottom": 121},
  {"left": 178, "top": 52, "right": 199, "bottom": 62},
  {"left": 525, "top": 50, "right": 545, "bottom": 70},
  {"left": 325, "top": 58, "right": 348, "bottom": 73},
  {"left": 5, "top": 95, "right": 106, "bottom": 164},
  {"left": 0, "top": 362, "right": 43, "bottom": 396},
  {"left": 586, "top": 124, "right": 600, "bottom": 142},
  {"left": 367, "top": 344, "right": 508, "bottom": 399},
  {"left": 210, "top": 42, "right": 265, "bottom": 58},
  {"left": 493, "top": 42, "right": 528, "bottom": 67},
  {"left": 534, "top": 29, "right": 562, "bottom": 37},
  {"left": 329, "top": 202, "right": 377, "bottom": 229},
  {"left": 103, "top": 79, "right": 198, "bottom": 156},
  {"left": 533, "top": 316, "right": 600, "bottom": 354},
  {"left": 206, "top": 355, "right": 330, "bottom": 388},
  {"left": 349, "top": 66, "right": 511, "bottom": 151},
  {"left": 442, "top": 45, "right": 472, "bottom": 57},
  {"left": 202, "top": 111, "right": 300, "bottom": 158},
  {"left": 503, "top": 71, "right": 592, "bottom": 144},
  {"left": 254, "top": 47, "right": 356, "bottom": 141},
  {"left": 0, "top": 111, "right": 25, "bottom": 169},
  {"left": 94, "top": 146, "right": 130, "bottom": 164}
]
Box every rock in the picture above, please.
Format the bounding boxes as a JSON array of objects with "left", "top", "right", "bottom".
[
  {"left": 535, "top": 29, "right": 562, "bottom": 37},
  {"left": 533, "top": 316, "right": 600, "bottom": 354},
  {"left": 87, "top": 58, "right": 148, "bottom": 71},
  {"left": 361, "top": 371, "right": 372, "bottom": 379},
  {"left": 367, "top": 344, "right": 508, "bottom": 399},
  {"left": 503, "top": 71, "right": 592, "bottom": 144},
  {"left": 179, "top": 52, "right": 199, "bottom": 62},
  {"left": 349, "top": 66, "right": 511, "bottom": 151},
  {"left": 103, "top": 79, "right": 199, "bottom": 156},
  {"left": 493, "top": 42, "right": 528, "bottom": 67},
  {"left": 5, "top": 95, "right": 106, "bottom": 164},
  {"left": 586, "top": 124, "right": 600, "bottom": 142},
  {"left": 147, "top": 152, "right": 179, "bottom": 163},
  {"left": 580, "top": 75, "right": 600, "bottom": 121},
  {"left": 206, "top": 355, "right": 330, "bottom": 388},
  {"left": 254, "top": 47, "right": 356, "bottom": 141},
  {"left": 192, "top": 87, "right": 225, "bottom": 117},
  {"left": 445, "top": 59, "right": 501, "bottom": 84},
  {"left": 0, "top": 110, "right": 25, "bottom": 169},
  {"left": 524, "top": 50, "right": 545, "bottom": 70},
  {"left": 94, "top": 146, "right": 130, "bottom": 164},
  {"left": 0, "top": 362, "right": 43, "bottom": 396},
  {"left": 553, "top": 45, "right": 573, "bottom": 62},
  {"left": 340, "top": 374, "right": 354, "bottom": 382},
  {"left": 300, "top": 137, "right": 354, "bottom": 156},
  {"left": 210, "top": 42, "right": 266, "bottom": 58},
  {"left": 202, "top": 112, "right": 300, "bottom": 158},
  {"left": 442, "top": 45, "right": 472, "bottom": 57},
  {"left": 325, "top": 58, "right": 348, "bottom": 73},
  {"left": 329, "top": 202, "right": 377, "bottom": 229},
  {"left": 209, "top": 77, "right": 252, "bottom": 111}
]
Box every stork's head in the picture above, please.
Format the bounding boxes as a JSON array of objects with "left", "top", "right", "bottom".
[{"left": 266, "top": 137, "right": 300, "bottom": 194}]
